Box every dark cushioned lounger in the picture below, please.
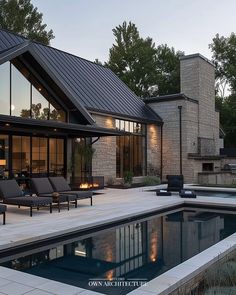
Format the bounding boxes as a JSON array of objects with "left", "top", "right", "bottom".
[
  {"left": 0, "top": 204, "right": 6, "bottom": 224},
  {"left": 49, "top": 176, "right": 93, "bottom": 206},
  {"left": 0, "top": 180, "right": 52, "bottom": 217},
  {"left": 31, "top": 178, "right": 77, "bottom": 212}
]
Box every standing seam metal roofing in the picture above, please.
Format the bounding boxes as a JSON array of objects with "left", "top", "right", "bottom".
[{"left": 0, "top": 29, "right": 162, "bottom": 123}]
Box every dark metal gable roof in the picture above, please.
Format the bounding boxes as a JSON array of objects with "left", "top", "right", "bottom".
[{"left": 0, "top": 29, "right": 162, "bottom": 123}]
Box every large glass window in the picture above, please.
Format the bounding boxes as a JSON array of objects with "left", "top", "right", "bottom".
[
  {"left": 0, "top": 61, "right": 66, "bottom": 121},
  {"left": 12, "top": 136, "right": 31, "bottom": 177},
  {"left": 49, "top": 138, "right": 64, "bottom": 175},
  {"left": 11, "top": 65, "right": 31, "bottom": 117},
  {"left": 0, "top": 135, "right": 9, "bottom": 178},
  {"left": 32, "top": 137, "right": 48, "bottom": 174},
  {"left": 0, "top": 62, "right": 10, "bottom": 115},
  {"left": 116, "top": 119, "right": 146, "bottom": 177}
]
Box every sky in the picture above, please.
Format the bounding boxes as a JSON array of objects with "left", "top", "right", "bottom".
[{"left": 31, "top": 0, "right": 236, "bottom": 63}]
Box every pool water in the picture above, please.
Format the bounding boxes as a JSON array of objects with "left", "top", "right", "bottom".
[
  {"left": 195, "top": 190, "right": 236, "bottom": 198},
  {"left": 1, "top": 208, "right": 236, "bottom": 295}
]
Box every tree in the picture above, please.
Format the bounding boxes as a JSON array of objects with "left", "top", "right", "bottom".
[
  {"left": 156, "top": 44, "right": 183, "bottom": 95},
  {"left": 210, "top": 33, "right": 236, "bottom": 147},
  {"left": 105, "top": 21, "right": 182, "bottom": 97},
  {"left": 105, "top": 21, "right": 159, "bottom": 97},
  {"left": 0, "top": 0, "right": 54, "bottom": 45},
  {"left": 209, "top": 33, "right": 236, "bottom": 95}
]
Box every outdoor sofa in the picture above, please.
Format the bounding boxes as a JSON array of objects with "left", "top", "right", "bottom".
[
  {"left": 0, "top": 179, "right": 52, "bottom": 217},
  {"left": 0, "top": 204, "right": 6, "bottom": 224},
  {"left": 49, "top": 176, "right": 93, "bottom": 206},
  {"left": 31, "top": 178, "right": 77, "bottom": 212}
]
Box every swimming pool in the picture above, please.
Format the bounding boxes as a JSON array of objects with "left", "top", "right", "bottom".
[
  {"left": 1, "top": 207, "right": 236, "bottom": 294},
  {"left": 194, "top": 190, "right": 236, "bottom": 198}
]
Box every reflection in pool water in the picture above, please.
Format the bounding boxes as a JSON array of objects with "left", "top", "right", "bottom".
[{"left": 1, "top": 209, "right": 236, "bottom": 294}]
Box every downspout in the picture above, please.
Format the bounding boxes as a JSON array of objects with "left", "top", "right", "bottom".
[
  {"left": 178, "top": 106, "right": 183, "bottom": 175},
  {"left": 160, "top": 123, "right": 163, "bottom": 181}
]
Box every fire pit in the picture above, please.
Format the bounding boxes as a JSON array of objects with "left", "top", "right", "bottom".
[{"left": 71, "top": 176, "right": 104, "bottom": 190}]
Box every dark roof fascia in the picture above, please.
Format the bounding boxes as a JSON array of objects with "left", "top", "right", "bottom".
[
  {"left": 0, "top": 40, "right": 31, "bottom": 65},
  {"left": 144, "top": 93, "right": 199, "bottom": 104},
  {"left": 0, "top": 114, "right": 125, "bottom": 137},
  {"left": 87, "top": 108, "right": 163, "bottom": 125},
  {"left": 0, "top": 41, "right": 95, "bottom": 126}
]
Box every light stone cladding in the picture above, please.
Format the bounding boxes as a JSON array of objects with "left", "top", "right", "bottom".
[
  {"left": 147, "top": 54, "right": 221, "bottom": 183},
  {"left": 90, "top": 113, "right": 161, "bottom": 183},
  {"left": 90, "top": 114, "right": 117, "bottom": 183}
]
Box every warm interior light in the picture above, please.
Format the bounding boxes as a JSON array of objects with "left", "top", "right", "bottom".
[
  {"left": 5, "top": 123, "right": 10, "bottom": 127},
  {"left": 0, "top": 159, "right": 6, "bottom": 166}
]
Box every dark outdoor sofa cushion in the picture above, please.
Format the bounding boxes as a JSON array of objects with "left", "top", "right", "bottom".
[
  {"left": 49, "top": 177, "right": 93, "bottom": 205},
  {"left": 156, "top": 190, "right": 172, "bottom": 196},
  {"left": 31, "top": 178, "right": 77, "bottom": 211},
  {"left": 167, "top": 175, "right": 184, "bottom": 192},
  {"left": 0, "top": 179, "right": 52, "bottom": 217},
  {"left": 179, "top": 190, "right": 196, "bottom": 198}
]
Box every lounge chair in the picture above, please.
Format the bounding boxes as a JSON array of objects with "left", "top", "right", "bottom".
[
  {"left": 31, "top": 178, "right": 77, "bottom": 212},
  {"left": 0, "top": 204, "right": 6, "bottom": 224},
  {"left": 167, "top": 175, "right": 184, "bottom": 192},
  {"left": 0, "top": 180, "right": 52, "bottom": 217},
  {"left": 49, "top": 177, "right": 93, "bottom": 206}
]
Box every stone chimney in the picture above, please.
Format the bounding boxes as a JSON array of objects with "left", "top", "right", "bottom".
[{"left": 180, "top": 53, "right": 220, "bottom": 155}]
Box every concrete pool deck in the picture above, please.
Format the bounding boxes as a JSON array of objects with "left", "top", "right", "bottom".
[{"left": 0, "top": 185, "right": 236, "bottom": 294}]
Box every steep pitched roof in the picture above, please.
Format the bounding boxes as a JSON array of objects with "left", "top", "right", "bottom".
[{"left": 0, "top": 29, "right": 162, "bottom": 123}]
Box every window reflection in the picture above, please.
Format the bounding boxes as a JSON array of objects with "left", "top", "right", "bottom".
[
  {"left": 0, "top": 61, "right": 66, "bottom": 122},
  {"left": 32, "top": 137, "right": 47, "bottom": 174},
  {"left": 0, "top": 62, "right": 10, "bottom": 115},
  {"left": 11, "top": 65, "right": 31, "bottom": 117}
]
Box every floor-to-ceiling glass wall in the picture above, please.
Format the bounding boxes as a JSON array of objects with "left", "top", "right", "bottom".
[
  {"left": 0, "top": 135, "right": 9, "bottom": 179},
  {"left": 116, "top": 119, "right": 146, "bottom": 178}
]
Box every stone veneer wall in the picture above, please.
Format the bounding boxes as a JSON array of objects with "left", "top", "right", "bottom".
[
  {"left": 90, "top": 114, "right": 117, "bottom": 183},
  {"left": 90, "top": 113, "right": 161, "bottom": 183},
  {"left": 146, "top": 124, "right": 162, "bottom": 175},
  {"left": 147, "top": 54, "right": 221, "bottom": 183},
  {"left": 180, "top": 54, "right": 220, "bottom": 155}
]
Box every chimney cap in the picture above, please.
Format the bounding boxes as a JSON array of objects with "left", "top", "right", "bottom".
[{"left": 180, "top": 53, "right": 214, "bottom": 67}]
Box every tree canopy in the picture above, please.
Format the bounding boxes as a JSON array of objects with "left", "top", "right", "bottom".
[
  {"left": 210, "top": 33, "right": 236, "bottom": 147},
  {"left": 105, "top": 21, "right": 182, "bottom": 98},
  {"left": 0, "top": 0, "right": 54, "bottom": 45}
]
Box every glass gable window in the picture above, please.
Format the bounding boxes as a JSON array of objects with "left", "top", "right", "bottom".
[
  {"left": 11, "top": 65, "right": 31, "bottom": 117},
  {"left": 0, "top": 62, "right": 10, "bottom": 115},
  {"left": 115, "top": 119, "right": 146, "bottom": 177},
  {"left": 0, "top": 61, "right": 66, "bottom": 122}
]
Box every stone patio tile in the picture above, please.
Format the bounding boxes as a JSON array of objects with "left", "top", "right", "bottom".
[
  {"left": 24, "top": 290, "right": 54, "bottom": 295},
  {"left": 39, "top": 281, "right": 83, "bottom": 295},
  {"left": 7, "top": 272, "right": 51, "bottom": 288},
  {"left": 0, "top": 278, "right": 11, "bottom": 287},
  {"left": 127, "top": 289, "right": 157, "bottom": 294},
  {"left": 0, "top": 282, "right": 34, "bottom": 295}
]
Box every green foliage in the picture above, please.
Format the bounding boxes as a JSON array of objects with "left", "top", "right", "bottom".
[
  {"left": 123, "top": 171, "right": 133, "bottom": 184},
  {"left": 143, "top": 176, "right": 161, "bottom": 186},
  {"left": 105, "top": 21, "right": 182, "bottom": 97},
  {"left": 215, "top": 94, "right": 236, "bottom": 147},
  {"left": 0, "top": 0, "right": 54, "bottom": 45},
  {"left": 210, "top": 33, "right": 236, "bottom": 147},
  {"left": 76, "top": 143, "right": 95, "bottom": 165}
]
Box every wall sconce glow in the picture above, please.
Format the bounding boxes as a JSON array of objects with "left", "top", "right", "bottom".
[
  {"left": 11, "top": 104, "right": 15, "bottom": 111},
  {"left": 0, "top": 159, "right": 6, "bottom": 166}
]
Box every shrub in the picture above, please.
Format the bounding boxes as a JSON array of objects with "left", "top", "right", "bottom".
[
  {"left": 123, "top": 171, "right": 134, "bottom": 184},
  {"left": 143, "top": 176, "right": 161, "bottom": 186}
]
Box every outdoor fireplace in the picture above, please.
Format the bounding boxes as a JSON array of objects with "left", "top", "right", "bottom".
[{"left": 70, "top": 176, "right": 104, "bottom": 190}]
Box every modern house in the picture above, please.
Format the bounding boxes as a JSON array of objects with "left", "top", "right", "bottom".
[{"left": 0, "top": 29, "right": 222, "bottom": 185}]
